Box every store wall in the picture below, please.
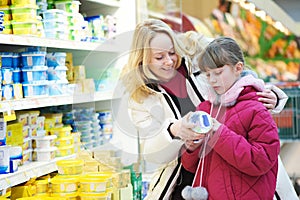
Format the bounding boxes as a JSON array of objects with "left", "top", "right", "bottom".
[{"left": 182, "top": 0, "right": 218, "bottom": 20}]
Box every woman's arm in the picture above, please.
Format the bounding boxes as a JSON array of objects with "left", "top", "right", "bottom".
[
  {"left": 257, "top": 84, "right": 288, "bottom": 114},
  {"left": 128, "top": 96, "right": 184, "bottom": 164}
]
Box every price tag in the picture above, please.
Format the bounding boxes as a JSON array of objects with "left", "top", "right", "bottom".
[{"left": 1, "top": 103, "right": 16, "bottom": 122}]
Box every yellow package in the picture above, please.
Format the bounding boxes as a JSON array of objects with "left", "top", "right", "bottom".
[
  {"left": 73, "top": 65, "right": 86, "bottom": 80},
  {"left": 6, "top": 122, "right": 23, "bottom": 146}
]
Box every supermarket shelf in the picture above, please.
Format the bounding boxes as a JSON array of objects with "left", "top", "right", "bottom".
[
  {"left": 0, "top": 34, "right": 122, "bottom": 53},
  {"left": 0, "top": 154, "right": 76, "bottom": 191},
  {"left": 84, "top": 0, "right": 121, "bottom": 7},
  {"left": 0, "top": 91, "right": 115, "bottom": 112}
]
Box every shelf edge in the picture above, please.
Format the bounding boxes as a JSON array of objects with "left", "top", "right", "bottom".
[
  {"left": 0, "top": 154, "right": 76, "bottom": 191},
  {"left": 0, "top": 91, "right": 114, "bottom": 112}
]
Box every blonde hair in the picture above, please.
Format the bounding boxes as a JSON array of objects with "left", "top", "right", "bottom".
[
  {"left": 177, "top": 31, "right": 213, "bottom": 71},
  {"left": 121, "top": 19, "right": 186, "bottom": 102}
]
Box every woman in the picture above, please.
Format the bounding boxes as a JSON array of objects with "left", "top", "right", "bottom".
[{"left": 120, "top": 19, "right": 287, "bottom": 199}]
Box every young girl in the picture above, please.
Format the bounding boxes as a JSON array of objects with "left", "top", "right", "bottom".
[{"left": 181, "top": 36, "right": 280, "bottom": 199}]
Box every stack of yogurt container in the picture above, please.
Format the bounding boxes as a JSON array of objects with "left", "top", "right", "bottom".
[
  {"left": 46, "top": 52, "right": 68, "bottom": 96},
  {"left": 0, "top": 52, "right": 23, "bottom": 100},
  {"left": 10, "top": 0, "right": 41, "bottom": 36},
  {"left": 53, "top": 0, "right": 85, "bottom": 41},
  {"left": 42, "top": 9, "right": 68, "bottom": 40},
  {"left": 20, "top": 50, "right": 49, "bottom": 97},
  {"left": 73, "top": 108, "right": 102, "bottom": 149},
  {"left": 42, "top": 0, "right": 85, "bottom": 41},
  {"left": 97, "top": 110, "right": 113, "bottom": 142}
]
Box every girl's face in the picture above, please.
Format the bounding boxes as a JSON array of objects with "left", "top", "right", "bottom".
[
  {"left": 205, "top": 63, "right": 242, "bottom": 95},
  {"left": 149, "top": 32, "right": 178, "bottom": 82}
]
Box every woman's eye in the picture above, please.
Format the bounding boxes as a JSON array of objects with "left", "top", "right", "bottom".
[
  {"left": 169, "top": 51, "right": 175, "bottom": 55},
  {"left": 155, "top": 57, "right": 163, "bottom": 60}
]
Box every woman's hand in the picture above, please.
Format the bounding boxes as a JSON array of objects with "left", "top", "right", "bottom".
[
  {"left": 257, "top": 89, "right": 277, "bottom": 110},
  {"left": 170, "top": 112, "right": 204, "bottom": 141}
]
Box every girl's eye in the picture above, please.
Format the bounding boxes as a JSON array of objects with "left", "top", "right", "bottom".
[
  {"left": 155, "top": 56, "right": 163, "bottom": 60},
  {"left": 169, "top": 51, "right": 175, "bottom": 56},
  {"left": 205, "top": 73, "right": 210, "bottom": 77}
]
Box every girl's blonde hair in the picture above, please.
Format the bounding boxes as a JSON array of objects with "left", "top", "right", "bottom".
[{"left": 121, "top": 19, "right": 186, "bottom": 102}]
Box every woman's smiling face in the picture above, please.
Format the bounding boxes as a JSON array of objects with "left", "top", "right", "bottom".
[{"left": 149, "top": 32, "right": 178, "bottom": 82}]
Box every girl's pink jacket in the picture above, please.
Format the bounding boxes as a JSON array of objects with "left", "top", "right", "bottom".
[{"left": 182, "top": 76, "right": 280, "bottom": 200}]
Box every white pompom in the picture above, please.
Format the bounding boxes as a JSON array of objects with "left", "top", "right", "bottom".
[
  {"left": 191, "top": 186, "right": 208, "bottom": 200},
  {"left": 181, "top": 185, "right": 193, "bottom": 200}
]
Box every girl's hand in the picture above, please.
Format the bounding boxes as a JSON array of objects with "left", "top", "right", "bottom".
[
  {"left": 211, "top": 118, "right": 221, "bottom": 132},
  {"left": 257, "top": 89, "right": 277, "bottom": 110},
  {"left": 170, "top": 112, "right": 203, "bottom": 141}
]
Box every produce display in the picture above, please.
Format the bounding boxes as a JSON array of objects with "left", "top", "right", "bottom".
[
  {"left": 147, "top": 0, "right": 300, "bottom": 82},
  {"left": 202, "top": 3, "right": 300, "bottom": 82}
]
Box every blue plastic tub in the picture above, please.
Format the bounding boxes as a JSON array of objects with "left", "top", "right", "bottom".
[
  {"left": 46, "top": 52, "right": 66, "bottom": 67},
  {"left": 12, "top": 53, "right": 21, "bottom": 68},
  {"left": 47, "top": 65, "right": 67, "bottom": 81},
  {"left": 21, "top": 51, "right": 46, "bottom": 67},
  {"left": 12, "top": 68, "right": 21, "bottom": 83},
  {"left": 2, "top": 84, "right": 13, "bottom": 100},
  {"left": 0, "top": 52, "right": 13, "bottom": 68},
  {"left": 22, "top": 81, "right": 49, "bottom": 97},
  {"left": 22, "top": 66, "right": 48, "bottom": 82},
  {"left": 1, "top": 67, "right": 13, "bottom": 85},
  {"left": 48, "top": 80, "right": 68, "bottom": 96}
]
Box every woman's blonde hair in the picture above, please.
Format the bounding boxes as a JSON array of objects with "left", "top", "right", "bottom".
[
  {"left": 121, "top": 19, "right": 186, "bottom": 102},
  {"left": 177, "top": 31, "right": 213, "bottom": 71}
]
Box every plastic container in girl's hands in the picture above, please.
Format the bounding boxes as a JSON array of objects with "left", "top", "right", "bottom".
[{"left": 189, "top": 111, "right": 213, "bottom": 134}]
